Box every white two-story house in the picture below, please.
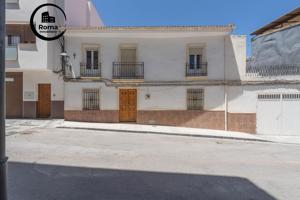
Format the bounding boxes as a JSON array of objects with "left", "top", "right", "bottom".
[
  {"left": 5, "top": 0, "right": 102, "bottom": 119},
  {"left": 62, "top": 26, "right": 251, "bottom": 133}
]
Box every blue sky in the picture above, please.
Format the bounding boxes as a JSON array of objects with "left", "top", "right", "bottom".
[{"left": 93, "top": 0, "right": 299, "bottom": 56}]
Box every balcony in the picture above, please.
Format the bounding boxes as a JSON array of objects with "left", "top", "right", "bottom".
[
  {"left": 6, "top": 0, "right": 18, "bottom": 3},
  {"left": 246, "top": 64, "right": 300, "bottom": 77},
  {"left": 5, "top": 46, "right": 18, "bottom": 60},
  {"left": 80, "top": 63, "right": 101, "bottom": 78},
  {"left": 113, "top": 62, "right": 144, "bottom": 80},
  {"left": 186, "top": 62, "right": 208, "bottom": 77},
  {"left": 6, "top": 0, "right": 19, "bottom": 9}
]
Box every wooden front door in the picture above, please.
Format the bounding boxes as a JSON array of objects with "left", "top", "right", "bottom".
[
  {"left": 119, "top": 89, "right": 137, "bottom": 122},
  {"left": 6, "top": 72, "right": 23, "bottom": 118},
  {"left": 37, "top": 84, "right": 51, "bottom": 118}
]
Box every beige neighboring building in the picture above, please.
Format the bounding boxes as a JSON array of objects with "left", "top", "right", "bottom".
[{"left": 5, "top": 0, "right": 102, "bottom": 119}]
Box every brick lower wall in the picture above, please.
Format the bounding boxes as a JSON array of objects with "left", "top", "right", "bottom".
[
  {"left": 51, "top": 101, "right": 64, "bottom": 119},
  {"left": 65, "top": 110, "right": 119, "bottom": 123},
  {"left": 23, "top": 101, "right": 36, "bottom": 118},
  {"left": 64, "top": 110, "right": 257, "bottom": 134},
  {"left": 137, "top": 111, "right": 225, "bottom": 130},
  {"left": 228, "top": 113, "right": 256, "bottom": 134}
]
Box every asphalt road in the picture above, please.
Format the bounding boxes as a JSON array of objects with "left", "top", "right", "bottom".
[{"left": 6, "top": 127, "right": 300, "bottom": 200}]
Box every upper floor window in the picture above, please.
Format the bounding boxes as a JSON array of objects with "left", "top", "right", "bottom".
[
  {"left": 6, "top": 0, "right": 19, "bottom": 3},
  {"left": 188, "top": 47, "right": 204, "bottom": 69},
  {"left": 113, "top": 45, "right": 144, "bottom": 80},
  {"left": 6, "top": 35, "right": 20, "bottom": 47},
  {"left": 120, "top": 47, "right": 137, "bottom": 63},
  {"left": 6, "top": 0, "right": 19, "bottom": 9},
  {"left": 86, "top": 49, "right": 99, "bottom": 69},
  {"left": 80, "top": 45, "right": 101, "bottom": 77},
  {"left": 6, "top": 24, "right": 36, "bottom": 44},
  {"left": 186, "top": 46, "right": 208, "bottom": 77}
]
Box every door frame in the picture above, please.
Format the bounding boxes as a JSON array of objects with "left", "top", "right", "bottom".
[
  {"left": 37, "top": 84, "right": 51, "bottom": 118},
  {"left": 119, "top": 88, "right": 137, "bottom": 123}
]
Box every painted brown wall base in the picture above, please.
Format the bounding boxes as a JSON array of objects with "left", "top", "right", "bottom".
[
  {"left": 51, "top": 101, "right": 64, "bottom": 119},
  {"left": 138, "top": 111, "right": 226, "bottom": 130},
  {"left": 228, "top": 113, "right": 256, "bottom": 134},
  {"left": 23, "top": 101, "right": 36, "bottom": 118},
  {"left": 65, "top": 110, "right": 119, "bottom": 123},
  {"left": 23, "top": 101, "right": 65, "bottom": 119},
  {"left": 64, "top": 110, "right": 257, "bottom": 134}
]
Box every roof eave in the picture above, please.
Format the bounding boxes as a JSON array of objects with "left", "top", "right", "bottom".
[{"left": 251, "top": 7, "right": 300, "bottom": 36}]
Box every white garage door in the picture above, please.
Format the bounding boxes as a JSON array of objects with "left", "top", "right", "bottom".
[{"left": 257, "top": 93, "right": 300, "bottom": 136}]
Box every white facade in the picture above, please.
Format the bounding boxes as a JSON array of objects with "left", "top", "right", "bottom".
[
  {"left": 63, "top": 26, "right": 300, "bottom": 135},
  {"left": 62, "top": 27, "right": 252, "bottom": 132},
  {"left": 64, "top": 31, "right": 245, "bottom": 81}
]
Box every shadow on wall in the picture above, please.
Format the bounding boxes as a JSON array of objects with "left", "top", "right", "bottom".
[{"left": 8, "top": 162, "right": 276, "bottom": 200}]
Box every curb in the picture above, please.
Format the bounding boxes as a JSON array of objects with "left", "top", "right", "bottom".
[{"left": 58, "top": 126, "right": 270, "bottom": 143}]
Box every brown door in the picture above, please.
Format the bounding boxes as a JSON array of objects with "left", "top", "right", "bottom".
[
  {"left": 119, "top": 89, "right": 137, "bottom": 122},
  {"left": 37, "top": 84, "right": 51, "bottom": 118},
  {"left": 6, "top": 72, "right": 23, "bottom": 118}
]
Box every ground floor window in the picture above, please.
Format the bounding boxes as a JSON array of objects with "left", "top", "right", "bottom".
[
  {"left": 83, "top": 89, "right": 100, "bottom": 110},
  {"left": 187, "top": 89, "right": 204, "bottom": 110}
]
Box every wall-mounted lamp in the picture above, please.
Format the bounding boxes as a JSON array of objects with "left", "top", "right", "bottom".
[
  {"left": 60, "top": 52, "right": 70, "bottom": 62},
  {"left": 60, "top": 52, "right": 68, "bottom": 57}
]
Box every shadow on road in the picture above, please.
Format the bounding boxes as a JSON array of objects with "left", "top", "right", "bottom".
[{"left": 8, "top": 162, "right": 276, "bottom": 200}]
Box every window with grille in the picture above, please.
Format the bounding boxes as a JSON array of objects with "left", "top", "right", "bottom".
[
  {"left": 83, "top": 89, "right": 100, "bottom": 110},
  {"left": 282, "top": 94, "right": 300, "bottom": 100},
  {"left": 187, "top": 89, "right": 204, "bottom": 110},
  {"left": 258, "top": 94, "right": 281, "bottom": 101}
]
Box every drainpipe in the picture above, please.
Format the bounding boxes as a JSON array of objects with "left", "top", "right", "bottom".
[
  {"left": 0, "top": 0, "right": 8, "bottom": 199},
  {"left": 224, "top": 35, "right": 228, "bottom": 131}
]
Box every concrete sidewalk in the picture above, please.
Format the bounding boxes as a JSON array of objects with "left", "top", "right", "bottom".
[
  {"left": 6, "top": 119, "right": 64, "bottom": 136},
  {"left": 60, "top": 121, "right": 267, "bottom": 142}
]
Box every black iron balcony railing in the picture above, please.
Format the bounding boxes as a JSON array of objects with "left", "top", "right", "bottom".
[
  {"left": 113, "top": 62, "right": 144, "bottom": 80},
  {"left": 80, "top": 63, "right": 101, "bottom": 77},
  {"left": 246, "top": 64, "right": 300, "bottom": 77},
  {"left": 186, "top": 62, "right": 208, "bottom": 77}
]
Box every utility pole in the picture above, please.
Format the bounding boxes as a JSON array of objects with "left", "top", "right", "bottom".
[{"left": 0, "top": 0, "right": 8, "bottom": 200}]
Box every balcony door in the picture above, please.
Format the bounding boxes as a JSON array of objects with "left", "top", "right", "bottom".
[
  {"left": 84, "top": 49, "right": 99, "bottom": 76},
  {"left": 188, "top": 47, "right": 204, "bottom": 75},
  {"left": 86, "top": 50, "right": 99, "bottom": 69},
  {"left": 120, "top": 47, "right": 137, "bottom": 77}
]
